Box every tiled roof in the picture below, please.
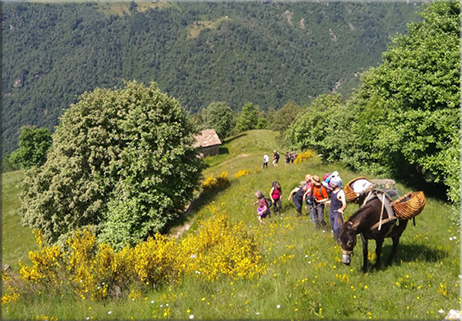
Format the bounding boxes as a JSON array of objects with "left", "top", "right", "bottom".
[{"left": 193, "top": 129, "right": 222, "bottom": 148}]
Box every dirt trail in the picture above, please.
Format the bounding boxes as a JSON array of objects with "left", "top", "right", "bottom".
[
  {"left": 218, "top": 153, "right": 251, "bottom": 166},
  {"left": 170, "top": 154, "right": 252, "bottom": 239}
]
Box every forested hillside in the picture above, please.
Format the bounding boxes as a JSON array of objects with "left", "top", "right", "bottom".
[{"left": 2, "top": 1, "right": 421, "bottom": 153}]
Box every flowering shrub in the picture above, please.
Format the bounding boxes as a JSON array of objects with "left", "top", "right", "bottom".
[
  {"left": 19, "top": 230, "right": 63, "bottom": 287},
  {"left": 178, "top": 207, "right": 266, "bottom": 280},
  {"left": 215, "top": 171, "right": 229, "bottom": 188},
  {"left": 293, "top": 150, "right": 312, "bottom": 164},
  {"left": 201, "top": 171, "right": 229, "bottom": 192},
  {"left": 201, "top": 174, "right": 216, "bottom": 190},
  {"left": 5, "top": 209, "right": 265, "bottom": 302},
  {"left": 1, "top": 271, "right": 20, "bottom": 304},
  {"left": 234, "top": 169, "right": 252, "bottom": 178}
]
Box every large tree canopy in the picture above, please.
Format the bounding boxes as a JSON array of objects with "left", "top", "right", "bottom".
[
  {"left": 235, "top": 102, "right": 259, "bottom": 133},
  {"left": 203, "top": 101, "right": 235, "bottom": 140},
  {"left": 287, "top": 1, "right": 460, "bottom": 206},
  {"left": 9, "top": 126, "right": 52, "bottom": 169},
  {"left": 20, "top": 81, "right": 204, "bottom": 248},
  {"left": 270, "top": 101, "right": 303, "bottom": 133}
]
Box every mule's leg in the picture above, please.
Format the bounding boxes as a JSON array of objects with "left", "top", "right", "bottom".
[
  {"left": 361, "top": 234, "right": 368, "bottom": 272},
  {"left": 386, "top": 220, "right": 408, "bottom": 266},
  {"left": 386, "top": 235, "right": 400, "bottom": 266},
  {"left": 374, "top": 238, "right": 384, "bottom": 268}
]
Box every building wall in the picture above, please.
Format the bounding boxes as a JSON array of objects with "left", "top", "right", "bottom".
[{"left": 201, "top": 145, "right": 220, "bottom": 157}]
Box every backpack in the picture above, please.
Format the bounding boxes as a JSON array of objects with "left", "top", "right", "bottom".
[
  {"left": 265, "top": 197, "right": 272, "bottom": 209},
  {"left": 309, "top": 185, "right": 327, "bottom": 204}
]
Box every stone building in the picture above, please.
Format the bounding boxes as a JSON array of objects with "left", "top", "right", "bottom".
[{"left": 193, "top": 129, "right": 222, "bottom": 157}]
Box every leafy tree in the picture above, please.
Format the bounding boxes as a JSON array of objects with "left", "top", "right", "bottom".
[
  {"left": 348, "top": 1, "right": 460, "bottom": 199},
  {"left": 235, "top": 102, "right": 259, "bottom": 133},
  {"left": 271, "top": 101, "right": 303, "bottom": 133},
  {"left": 189, "top": 112, "right": 206, "bottom": 133},
  {"left": 255, "top": 117, "right": 268, "bottom": 130},
  {"left": 286, "top": 93, "right": 349, "bottom": 160},
  {"left": 203, "top": 101, "right": 235, "bottom": 140},
  {"left": 255, "top": 107, "right": 269, "bottom": 130},
  {"left": 20, "top": 81, "right": 204, "bottom": 248},
  {"left": 9, "top": 126, "right": 52, "bottom": 169},
  {"left": 288, "top": 1, "right": 460, "bottom": 209}
]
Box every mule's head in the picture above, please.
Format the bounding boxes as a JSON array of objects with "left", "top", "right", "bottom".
[{"left": 339, "top": 221, "right": 358, "bottom": 265}]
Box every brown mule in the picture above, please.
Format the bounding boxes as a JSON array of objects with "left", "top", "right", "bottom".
[{"left": 338, "top": 198, "right": 408, "bottom": 272}]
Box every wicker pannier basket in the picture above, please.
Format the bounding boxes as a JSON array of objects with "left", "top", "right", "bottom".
[
  {"left": 345, "top": 177, "right": 374, "bottom": 204},
  {"left": 391, "top": 191, "right": 426, "bottom": 220}
]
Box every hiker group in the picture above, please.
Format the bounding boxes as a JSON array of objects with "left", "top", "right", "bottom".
[
  {"left": 262, "top": 150, "right": 296, "bottom": 168},
  {"left": 254, "top": 171, "right": 347, "bottom": 241}
]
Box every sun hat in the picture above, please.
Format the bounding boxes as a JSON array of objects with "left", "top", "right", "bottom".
[
  {"left": 312, "top": 175, "right": 321, "bottom": 186},
  {"left": 330, "top": 176, "right": 343, "bottom": 188}
]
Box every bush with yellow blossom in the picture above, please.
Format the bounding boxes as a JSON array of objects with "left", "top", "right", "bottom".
[
  {"left": 4, "top": 208, "right": 265, "bottom": 303},
  {"left": 201, "top": 171, "right": 229, "bottom": 192},
  {"left": 178, "top": 206, "right": 266, "bottom": 280},
  {"left": 234, "top": 169, "right": 252, "bottom": 178},
  {"left": 293, "top": 150, "right": 312, "bottom": 164}
]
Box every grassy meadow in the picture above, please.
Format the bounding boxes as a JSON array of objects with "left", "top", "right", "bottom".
[{"left": 2, "top": 130, "right": 460, "bottom": 320}]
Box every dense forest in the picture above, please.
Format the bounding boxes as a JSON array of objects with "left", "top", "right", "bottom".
[{"left": 2, "top": 0, "right": 421, "bottom": 153}]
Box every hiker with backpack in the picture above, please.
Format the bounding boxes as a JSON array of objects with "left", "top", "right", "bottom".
[
  {"left": 272, "top": 150, "right": 280, "bottom": 166},
  {"left": 270, "top": 181, "right": 283, "bottom": 214},
  {"left": 326, "top": 176, "right": 346, "bottom": 241},
  {"left": 262, "top": 153, "right": 269, "bottom": 169},
  {"left": 322, "top": 171, "right": 339, "bottom": 196},
  {"left": 310, "top": 175, "right": 329, "bottom": 228},
  {"left": 254, "top": 190, "right": 271, "bottom": 224},
  {"left": 290, "top": 151, "right": 297, "bottom": 163},
  {"left": 288, "top": 181, "right": 307, "bottom": 217},
  {"left": 303, "top": 174, "right": 316, "bottom": 224},
  {"left": 285, "top": 151, "right": 291, "bottom": 165}
]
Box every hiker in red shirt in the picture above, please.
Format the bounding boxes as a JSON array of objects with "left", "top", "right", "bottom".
[
  {"left": 270, "top": 181, "right": 282, "bottom": 214},
  {"left": 310, "top": 175, "right": 329, "bottom": 228}
]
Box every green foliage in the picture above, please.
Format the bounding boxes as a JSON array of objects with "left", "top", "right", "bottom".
[
  {"left": 2, "top": 130, "right": 459, "bottom": 320},
  {"left": 255, "top": 117, "right": 268, "bottom": 130},
  {"left": 287, "top": 1, "right": 460, "bottom": 209},
  {"left": 235, "top": 102, "right": 259, "bottom": 133},
  {"left": 2, "top": 153, "right": 20, "bottom": 173},
  {"left": 270, "top": 101, "right": 303, "bottom": 133},
  {"left": 20, "top": 81, "right": 204, "bottom": 249},
  {"left": 2, "top": 1, "right": 420, "bottom": 154},
  {"left": 203, "top": 101, "right": 235, "bottom": 140},
  {"left": 188, "top": 112, "right": 205, "bottom": 133},
  {"left": 9, "top": 126, "right": 52, "bottom": 170},
  {"left": 349, "top": 0, "right": 460, "bottom": 199},
  {"left": 286, "top": 94, "right": 351, "bottom": 162}
]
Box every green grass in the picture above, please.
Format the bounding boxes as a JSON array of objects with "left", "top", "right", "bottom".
[
  {"left": 2, "top": 170, "right": 37, "bottom": 270},
  {"left": 2, "top": 130, "right": 460, "bottom": 320}
]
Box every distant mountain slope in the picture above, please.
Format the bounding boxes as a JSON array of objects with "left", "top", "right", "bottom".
[{"left": 1, "top": 1, "right": 421, "bottom": 153}]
